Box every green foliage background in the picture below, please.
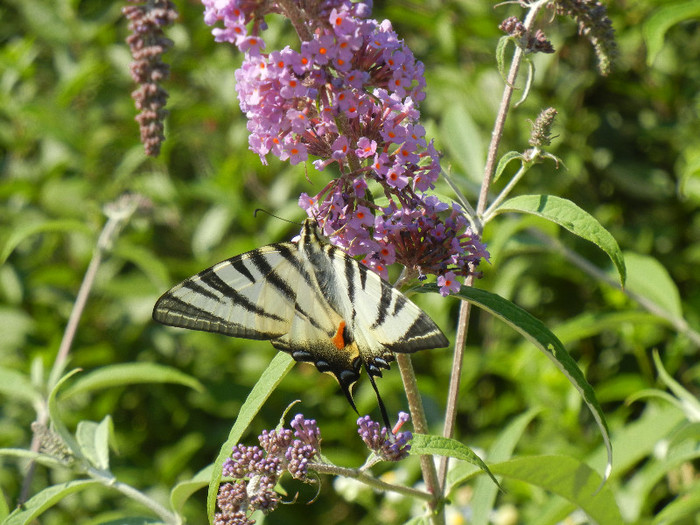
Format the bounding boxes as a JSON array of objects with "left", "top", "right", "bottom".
[{"left": 1, "top": 0, "right": 699, "bottom": 523}]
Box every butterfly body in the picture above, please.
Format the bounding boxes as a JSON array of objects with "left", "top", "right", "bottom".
[{"left": 153, "top": 219, "right": 448, "bottom": 416}]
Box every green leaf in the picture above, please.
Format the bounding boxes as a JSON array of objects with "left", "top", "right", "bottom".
[
  {"left": 61, "top": 363, "right": 204, "bottom": 400},
  {"left": 667, "top": 421, "right": 700, "bottom": 449},
  {"left": 470, "top": 409, "right": 542, "bottom": 525},
  {"left": 171, "top": 464, "right": 213, "bottom": 514},
  {"left": 625, "top": 252, "right": 683, "bottom": 320},
  {"left": 193, "top": 205, "right": 234, "bottom": 257},
  {"left": 446, "top": 408, "right": 541, "bottom": 491},
  {"left": 493, "top": 151, "right": 523, "bottom": 183},
  {"left": 652, "top": 349, "right": 700, "bottom": 420},
  {"left": 492, "top": 194, "right": 626, "bottom": 286},
  {"left": 0, "top": 448, "right": 68, "bottom": 470},
  {"left": 0, "top": 366, "right": 41, "bottom": 406},
  {"left": 441, "top": 104, "right": 485, "bottom": 183},
  {"left": 415, "top": 284, "right": 613, "bottom": 482},
  {"left": 643, "top": 1, "right": 700, "bottom": 65},
  {"left": 112, "top": 242, "right": 171, "bottom": 290},
  {"left": 489, "top": 455, "right": 622, "bottom": 525},
  {"left": 0, "top": 485, "right": 9, "bottom": 521},
  {"left": 652, "top": 481, "right": 700, "bottom": 525},
  {"left": 207, "top": 352, "right": 295, "bottom": 521},
  {"left": 75, "top": 415, "right": 113, "bottom": 471},
  {"left": 47, "top": 369, "right": 84, "bottom": 457},
  {"left": 0, "top": 219, "right": 92, "bottom": 264},
  {"left": 3, "top": 479, "right": 100, "bottom": 525},
  {"left": 539, "top": 405, "right": 686, "bottom": 524},
  {"left": 495, "top": 35, "right": 512, "bottom": 82},
  {"left": 410, "top": 434, "right": 501, "bottom": 490}
]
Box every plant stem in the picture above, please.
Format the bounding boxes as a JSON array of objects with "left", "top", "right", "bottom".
[
  {"left": 396, "top": 354, "right": 444, "bottom": 524},
  {"left": 482, "top": 161, "right": 530, "bottom": 222},
  {"left": 20, "top": 194, "right": 144, "bottom": 504},
  {"left": 278, "top": 0, "right": 312, "bottom": 42},
  {"left": 310, "top": 462, "right": 433, "bottom": 501},
  {"left": 84, "top": 465, "right": 181, "bottom": 525},
  {"left": 438, "top": 0, "right": 549, "bottom": 488}
]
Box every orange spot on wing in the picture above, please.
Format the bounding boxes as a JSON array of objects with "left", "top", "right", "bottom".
[{"left": 332, "top": 321, "right": 347, "bottom": 350}]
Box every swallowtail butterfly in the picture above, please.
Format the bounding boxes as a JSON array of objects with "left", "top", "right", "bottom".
[{"left": 153, "top": 219, "right": 448, "bottom": 425}]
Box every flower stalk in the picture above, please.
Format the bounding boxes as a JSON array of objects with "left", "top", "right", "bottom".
[{"left": 438, "top": 0, "right": 551, "bottom": 486}]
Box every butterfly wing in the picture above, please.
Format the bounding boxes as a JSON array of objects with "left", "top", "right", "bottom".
[
  {"left": 154, "top": 219, "right": 449, "bottom": 420},
  {"left": 154, "top": 242, "right": 302, "bottom": 339},
  {"left": 153, "top": 238, "right": 363, "bottom": 396},
  {"left": 324, "top": 244, "right": 449, "bottom": 375}
]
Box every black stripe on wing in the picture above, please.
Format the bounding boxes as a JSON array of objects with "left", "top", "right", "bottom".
[
  {"left": 383, "top": 314, "right": 449, "bottom": 353},
  {"left": 153, "top": 294, "right": 284, "bottom": 339},
  {"left": 197, "top": 269, "right": 282, "bottom": 321},
  {"left": 248, "top": 250, "right": 297, "bottom": 301},
  {"left": 371, "top": 281, "right": 393, "bottom": 329},
  {"left": 231, "top": 258, "right": 256, "bottom": 284}
]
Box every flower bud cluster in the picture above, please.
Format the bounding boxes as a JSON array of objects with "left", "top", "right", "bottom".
[
  {"left": 357, "top": 412, "right": 412, "bottom": 462},
  {"left": 549, "top": 0, "right": 617, "bottom": 76},
  {"left": 529, "top": 107, "right": 558, "bottom": 148},
  {"left": 499, "top": 16, "right": 554, "bottom": 54},
  {"left": 215, "top": 414, "right": 321, "bottom": 524},
  {"left": 123, "top": 0, "right": 178, "bottom": 156},
  {"left": 203, "top": 0, "right": 489, "bottom": 295}
]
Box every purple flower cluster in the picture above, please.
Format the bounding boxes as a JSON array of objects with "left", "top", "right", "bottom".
[
  {"left": 215, "top": 414, "right": 321, "bottom": 524},
  {"left": 357, "top": 412, "right": 412, "bottom": 461},
  {"left": 202, "top": 0, "right": 489, "bottom": 294}
]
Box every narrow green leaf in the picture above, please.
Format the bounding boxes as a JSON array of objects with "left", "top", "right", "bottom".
[
  {"left": 470, "top": 409, "right": 542, "bottom": 525},
  {"left": 47, "top": 369, "right": 84, "bottom": 457},
  {"left": 441, "top": 104, "right": 485, "bottom": 183},
  {"left": 446, "top": 408, "right": 541, "bottom": 491},
  {"left": 415, "top": 284, "right": 613, "bottom": 482},
  {"left": 652, "top": 481, "right": 700, "bottom": 525},
  {"left": 171, "top": 464, "right": 213, "bottom": 513},
  {"left": 489, "top": 455, "right": 622, "bottom": 525},
  {"left": 0, "top": 219, "right": 92, "bottom": 264},
  {"left": 621, "top": 445, "right": 700, "bottom": 522},
  {"left": 514, "top": 58, "right": 534, "bottom": 107},
  {"left": 495, "top": 35, "right": 512, "bottom": 82},
  {"left": 0, "top": 485, "right": 9, "bottom": 521},
  {"left": 541, "top": 404, "right": 686, "bottom": 523},
  {"left": 193, "top": 205, "right": 234, "bottom": 257},
  {"left": 493, "top": 194, "right": 626, "bottom": 286},
  {"left": 0, "top": 366, "right": 41, "bottom": 406},
  {"left": 643, "top": 1, "right": 700, "bottom": 65},
  {"left": 3, "top": 479, "right": 100, "bottom": 525},
  {"left": 0, "top": 448, "right": 68, "bottom": 470},
  {"left": 626, "top": 388, "right": 681, "bottom": 409},
  {"left": 410, "top": 434, "right": 501, "bottom": 490},
  {"left": 61, "top": 363, "right": 204, "bottom": 400},
  {"left": 493, "top": 151, "right": 523, "bottom": 183},
  {"left": 112, "top": 243, "right": 171, "bottom": 290},
  {"left": 652, "top": 349, "right": 700, "bottom": 420},
  {"left": 625, "top": 252, "right": 683, "bottom": 319},
  {"left": 207, "top": 352, "right": 295, "bottom": 521},
  {"left": 667, "top": 421, "right": 700, "bottom": 449}
]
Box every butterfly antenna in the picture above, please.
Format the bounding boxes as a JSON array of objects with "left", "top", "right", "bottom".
[
  {"left": 253, "top": 208, "right": 301, "bottom": 225},
  {"left": 366, "top": 368, "right": 391, "bottom": 429}
]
